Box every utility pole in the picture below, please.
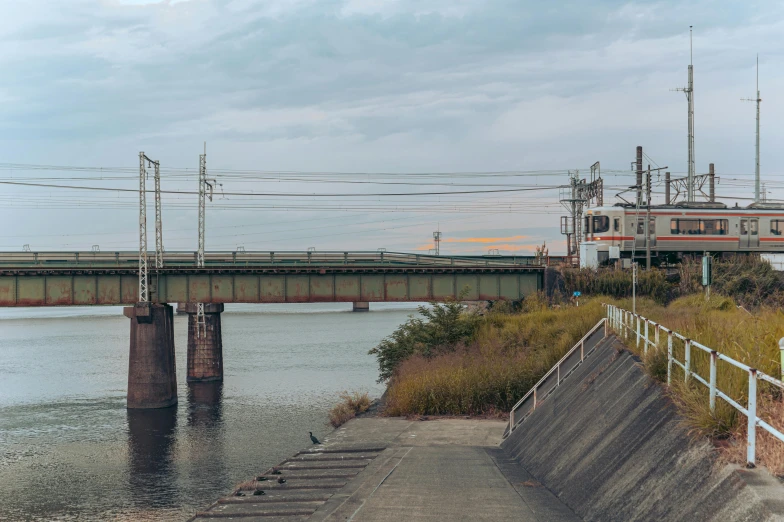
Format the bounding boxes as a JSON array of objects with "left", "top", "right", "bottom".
[
  {"left": 646, "top": 165, "right": 652, "bottom": 270},
  {"left": 138, "top": 152, "right": 148, "bottom": 303},
  {"left": 197, "top": 143, "right": 215, "bottom": 337},
  {"left": 673, "top": 26, "right": 695, "bottom": 202},
  {"left": 742, "top": 55, "right": 762, "bottom": 203}
]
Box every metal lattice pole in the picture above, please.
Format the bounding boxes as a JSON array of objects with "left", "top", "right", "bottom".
[
  {"left": 196, "top": 147, "right": 213, "bottom": 337},
  {"left": 138, "top": 152, "right": 149, "bottom": 302},
  {"left": 153, "top": 160, "right": 164, "bottom": 269}
]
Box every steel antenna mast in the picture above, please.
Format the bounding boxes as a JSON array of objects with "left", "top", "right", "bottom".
[
  {"left": 197, "top": 143, "right": 215, "bottom": 337},
  {"left": 672, "top": 26, "right": 695, "bottom": 202},
  {"left": 153, "top": 158, "right": 164, "bottom": 269},
  {"left": 138, "top": 152, "right": 149, "bottom": 302},
  {"left": 742, "top": 55, "right": 762, "bottom": 203}
]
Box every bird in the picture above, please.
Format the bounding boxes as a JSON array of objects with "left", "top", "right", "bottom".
[
  {"left": 255, "top": 476, "right": 268, "bottom": 482},
  {"left": 271, "top": 468, "right": 282, "bottom": 475},
  {"left": 277, "top": 478, "right": 286, "bottom": 484},
  {"left": 309, "top": 432, "right": 322, "bottom": 445},
  {"left": 235, "top": 491, "right": 245, "bottom": 497},
  {"left": 253, "top": 490, "right": 265, "bottom": 496}
]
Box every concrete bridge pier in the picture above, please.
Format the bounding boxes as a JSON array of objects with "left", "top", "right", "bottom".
[
  {"left": 124, "top": 303, "right": 178, "bottom": 409},
  {"left": 185, "top": 303, "right": 224, "bottom": 382},
  {"left": 352, "top": 301, "right": 370, "bottom": 312}
]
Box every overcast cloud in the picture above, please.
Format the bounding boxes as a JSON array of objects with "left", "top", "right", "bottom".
[{"left": 1, "top": 1, "right": 782, "bottom": 254}]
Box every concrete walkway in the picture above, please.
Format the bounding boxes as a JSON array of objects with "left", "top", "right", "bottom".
[
  {"left": 191, "top": 417, "right": 579, "bottom": 521},
  {"left": 314, "top": 418, "right": 578, "bottom": 522}
]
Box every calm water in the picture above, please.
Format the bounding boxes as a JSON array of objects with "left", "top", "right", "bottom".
[{"left": 0, "top": 303, "right": 417, "bottom": 521}]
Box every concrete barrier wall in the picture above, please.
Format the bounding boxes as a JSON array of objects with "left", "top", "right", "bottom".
[{"left": 501, "top": 336, "right": 784, "bottom": 522}]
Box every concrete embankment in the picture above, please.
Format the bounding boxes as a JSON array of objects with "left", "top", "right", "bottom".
[{"left": 502, "top": 335, "right": 784, "bottom": 522}]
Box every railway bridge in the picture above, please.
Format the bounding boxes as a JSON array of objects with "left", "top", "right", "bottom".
[{"left": 0, "top": 250, "right": 550, "bottom": 409}]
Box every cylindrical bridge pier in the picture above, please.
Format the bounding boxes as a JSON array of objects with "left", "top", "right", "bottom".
[
  {"left": 124, "top": 302, "right": 177, "bottom": 409},
  {"left": 185, "top": 303, "right": 224, "bottom": 382}
]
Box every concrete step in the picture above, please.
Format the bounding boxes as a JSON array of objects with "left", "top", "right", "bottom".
[{"left": 200, "top": 500, "right": 323, "bottom": 517}]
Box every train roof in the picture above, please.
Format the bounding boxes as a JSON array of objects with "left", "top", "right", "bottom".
[{"left": 587, "top": 201, "right": 784, "bottom": 213}]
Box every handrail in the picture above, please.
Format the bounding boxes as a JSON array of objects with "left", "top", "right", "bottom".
[
  {"left": 604, "top": 303, "right": 784, "bottom": 467},
  {"left": 507, "top": 317, "right": 607, "bottom": 436}
]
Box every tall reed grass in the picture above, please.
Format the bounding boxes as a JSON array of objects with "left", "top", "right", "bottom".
[{"left": 384, "top": 298, "right": 605, "bottom": 416}]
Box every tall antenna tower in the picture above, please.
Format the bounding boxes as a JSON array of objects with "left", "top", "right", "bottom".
[
  {"left": 433, "top": 229, "right": 442, "bottom": 256},
  {"left": 138, "top": 152, "right": 148, "bottom": 302},
  {"left": 153, "top": 158, "right": 164, "bottom": 269},
  {"left": 742, "top": 55, "right": 762, "bottom": 203},
  {"left": 672, "top": 26, "right": 695, "bottom": 202}
]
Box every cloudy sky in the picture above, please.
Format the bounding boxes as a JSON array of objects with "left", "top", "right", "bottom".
[{"left": 0, "top": 0, "right": 782, "bottom": 254}]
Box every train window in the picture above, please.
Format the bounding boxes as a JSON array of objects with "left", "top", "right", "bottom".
[
  {"left": 613, "top": 217, "right": 620, "bottom": 232},
  {"left": 593, "top": 216, "right": 610, "bottom": 233},
  {"left": 671, "top": 219, "right": 728, "bottom": 235},
  {"left": 750, "top": 220, "right": 758, "bottom": 236},
  {"left": 636, "top": 219, "right": 645, "bottom": 235},
  {"left": 740, "top": 221, "right": 748, "bottom": 235},
  {"left": 771, "top": 220, "right": 784, "bottom": 236}
]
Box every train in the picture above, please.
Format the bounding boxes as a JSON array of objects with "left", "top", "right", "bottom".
[{"left": 584, "top": 202, "right": 784, "bottom": 264}]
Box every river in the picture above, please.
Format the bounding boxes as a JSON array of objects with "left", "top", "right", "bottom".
[{"left": 0, "top": 303, "right": 417, "bottom": 521}]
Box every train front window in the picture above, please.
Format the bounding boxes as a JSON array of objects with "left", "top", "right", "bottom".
[
  {"left": 593, "top": 216, "right": 609, "bottom": 234},
  {"left": 772, "top": 220, "right": 784, "bottom": 236}
]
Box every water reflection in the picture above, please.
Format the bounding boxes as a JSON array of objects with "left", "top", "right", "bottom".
[
  {"left": 187, "top": 382, "right": 224, "bottom": 428},
  {"left": 185, "top": 381, "right": 228, "bottom": 497},
  {"left": 127, "top": 407, "right": 179, "bottom": 508}
]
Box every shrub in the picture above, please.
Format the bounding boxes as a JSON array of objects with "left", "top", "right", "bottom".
[
  {"left": 368, "top": 300, "right": 481, "bottom": 382},
  {"left": 328, "top": 391, "right": 371, "bottom": 428}
]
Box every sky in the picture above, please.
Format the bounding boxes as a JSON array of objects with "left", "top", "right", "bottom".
[{"left": 1, "top": 0, "right": 782, "bottom": 255}]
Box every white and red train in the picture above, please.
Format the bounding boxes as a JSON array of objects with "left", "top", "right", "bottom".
[{"left": 584, "top": 202, "right": 784, "bottom": 263}]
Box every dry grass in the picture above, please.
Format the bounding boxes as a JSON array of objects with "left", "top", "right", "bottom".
[
  {"left": 384, "top": 298, "right": 606, "bottom": 416},
  {"left": 610, "top": 294, "right": 784, "bottom": 475},
  {"left": 328, "top": 391, "right": 371, "bottom": 428}
]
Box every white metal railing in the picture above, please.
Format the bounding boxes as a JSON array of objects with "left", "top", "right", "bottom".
[
  {"left": 604, "top": 303, "right": 784, "bottom": 468},
  {"left": 507, "top": 317, "right": 608, "bottom": 436}
]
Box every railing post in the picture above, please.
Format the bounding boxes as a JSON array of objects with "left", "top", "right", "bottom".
[
  {"left": 684, "top": 339, "right": 691, "bottom": 382},
  {"left": 533, "top": 388, "right": 537, "bottom": 410},
  {"left": 581, "top": 339, "right": 585, "bottom": 361},
  {"left": 557, "top": 364, "right": 560, "bottom": 385},
  {"left": 709, "top": 351, "right": 718, "bottom": 413},
  {"left": 636, "top": 315, "right": 641, "bottom": 350},
  {"left": 644, "top": 319, "right": 649, "bottom": 356},
  {"left": 779, "top": 338, "right": 784, "bottom": 382},
  {"left": 510, "top": 409, "right": 515, "bottom": 431},
  {"left": 747, "top": 369, "right": 758, "bottom": 467},
  {"left": 667, "top": 331, "right": 673, "bottom": 386},
  {"left": 655, "top": 325, "right": 660, "bottom": 349}
]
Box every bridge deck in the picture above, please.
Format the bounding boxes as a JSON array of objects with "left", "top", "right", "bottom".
[{"left": 0, "top": 252, "right": 546, "bottom": 307}]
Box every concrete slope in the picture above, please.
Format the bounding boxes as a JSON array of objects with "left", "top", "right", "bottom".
[{"left": 501, "top": 335, "right": 784, "bottom": 522}]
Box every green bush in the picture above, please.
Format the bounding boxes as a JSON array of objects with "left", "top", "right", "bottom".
[{"left": 368, "top": 300, "right": 481, "bottom": 382}]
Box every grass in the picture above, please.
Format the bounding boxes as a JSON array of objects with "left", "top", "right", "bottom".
[
  {"left": 609, "top": 294, "right": 784, "bottom": 474},
  {"left": 384, "top": 298, "right": 605, "bottom": 416},
  {"left": 328, "top": 391, "right": 371, "bottom": 428}
]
